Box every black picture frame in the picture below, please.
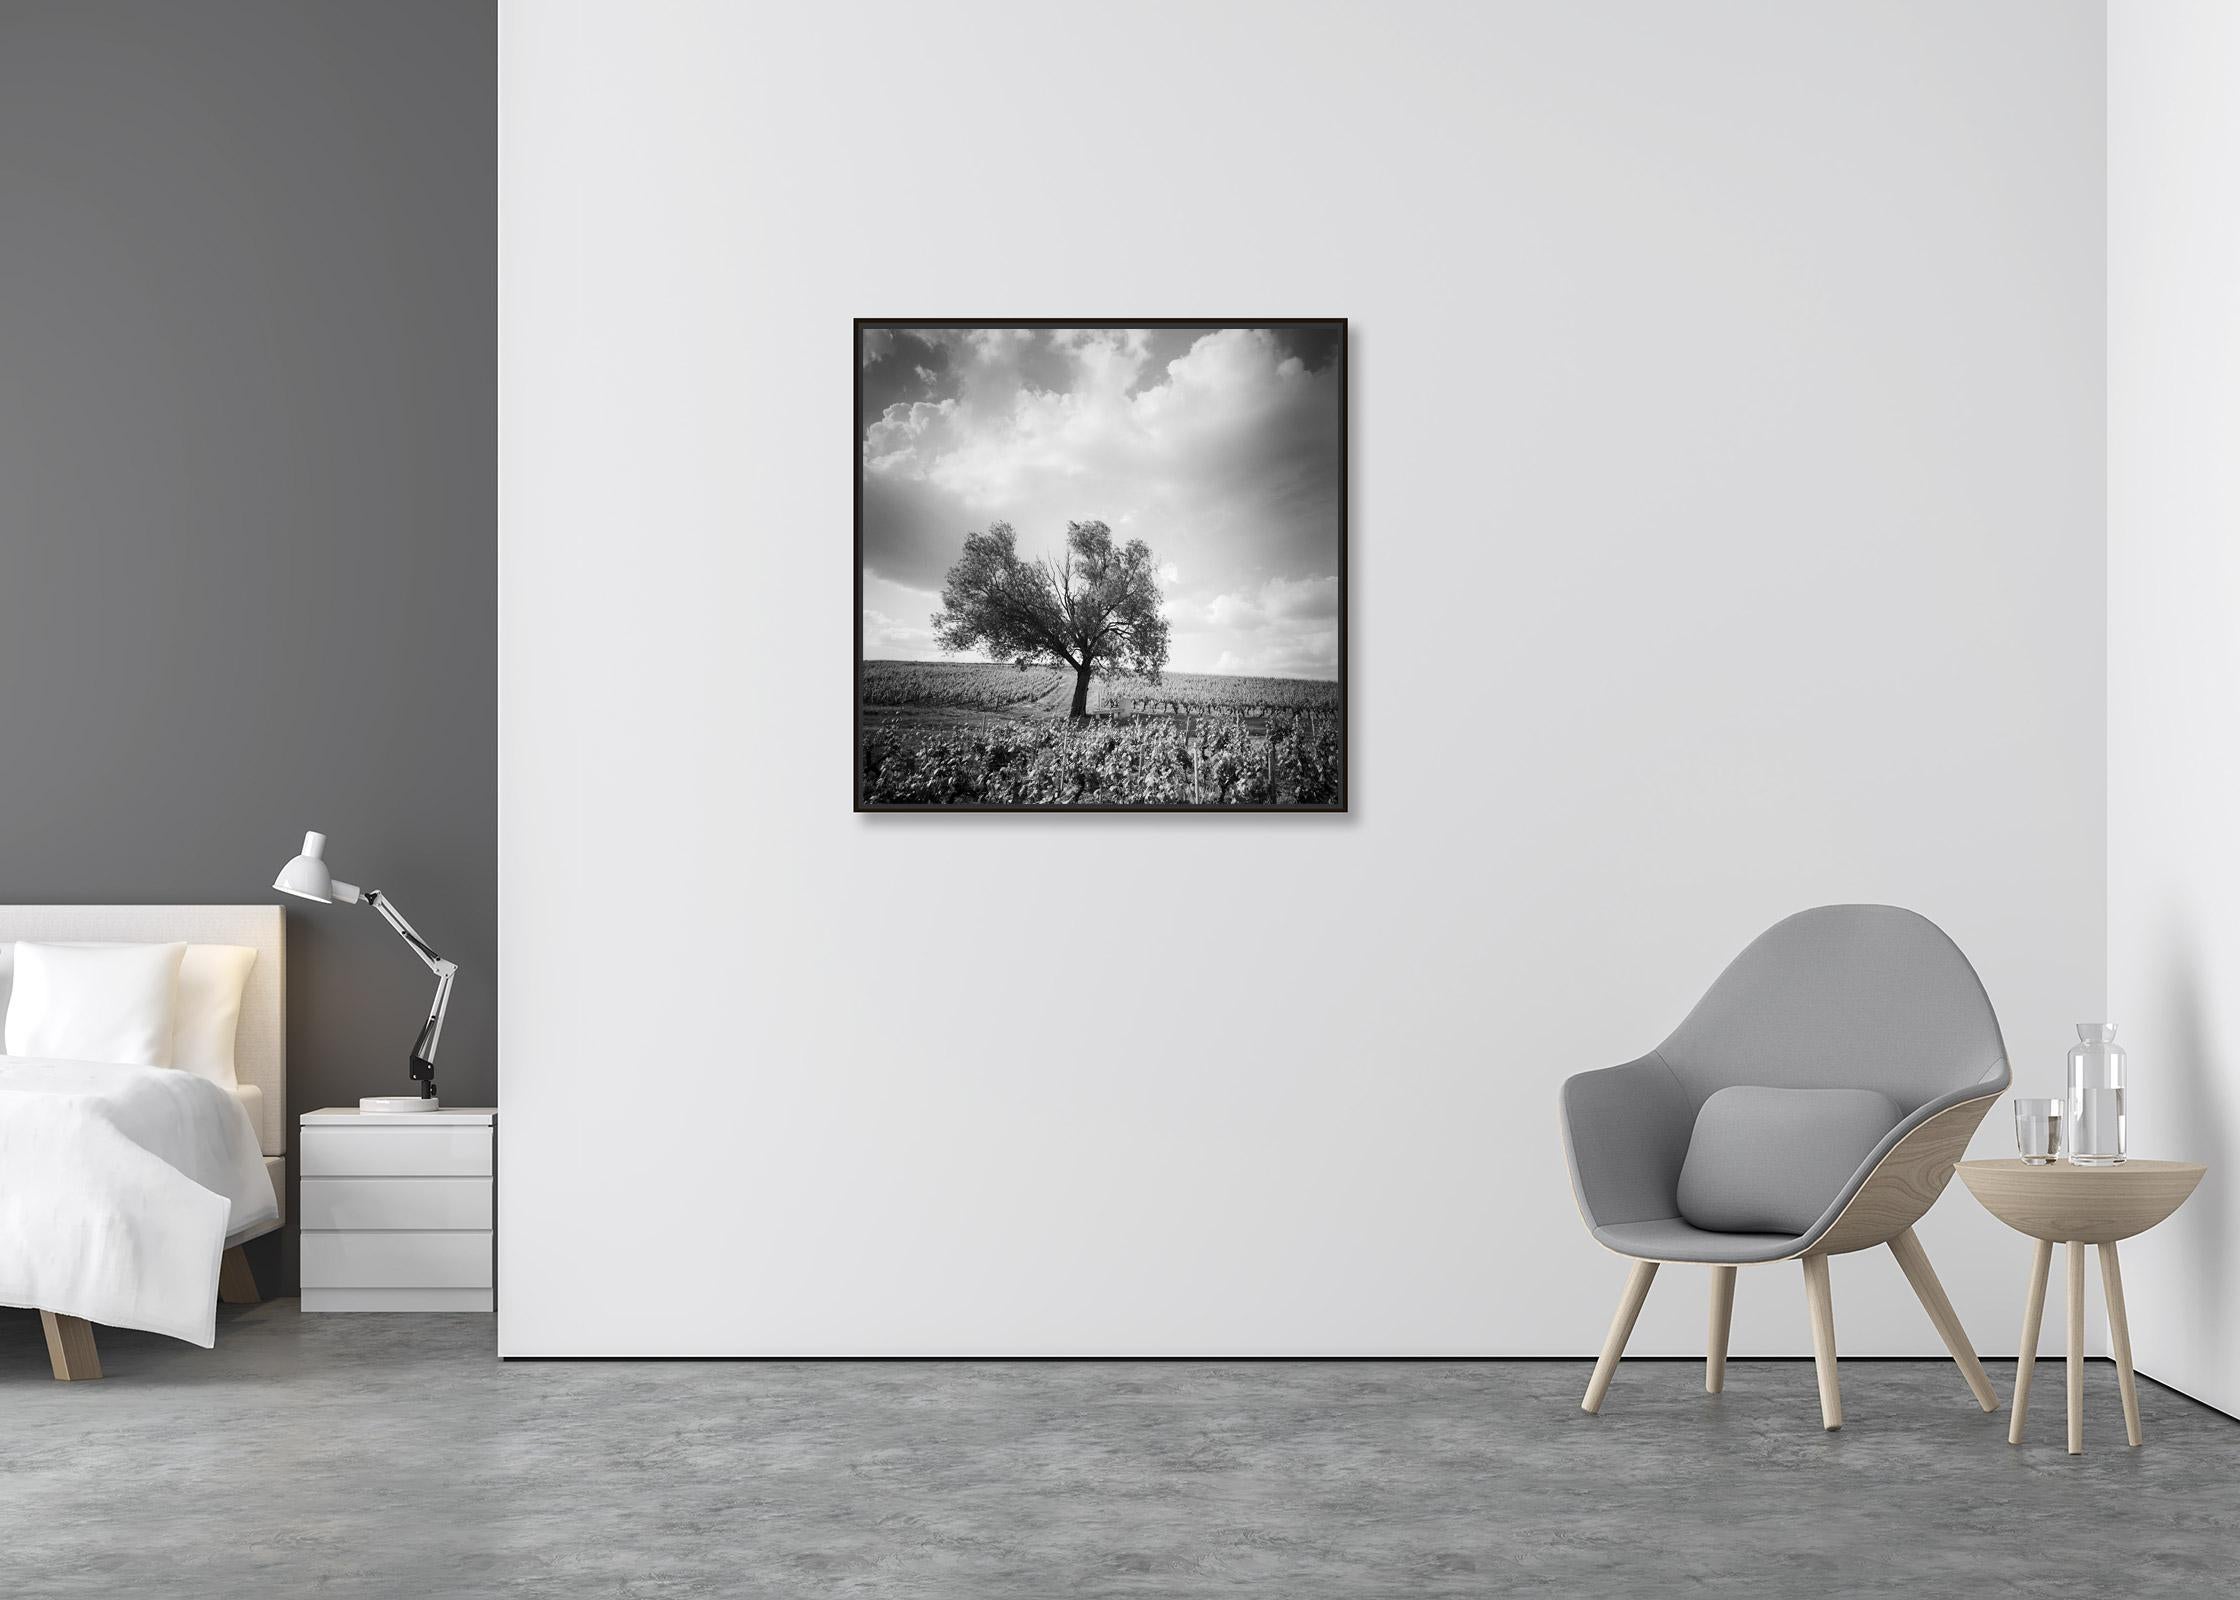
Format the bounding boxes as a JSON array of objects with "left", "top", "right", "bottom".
[{"left": 855, "top": 318, "right": 1348, "bottom": 814}]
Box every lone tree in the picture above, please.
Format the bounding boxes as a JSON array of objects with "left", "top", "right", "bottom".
[{"left": 932, "top": 519, "right": 1171, "bottom": 718}]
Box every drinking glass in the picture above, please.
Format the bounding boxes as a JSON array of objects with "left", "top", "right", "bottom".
[{"left": 2014, "top": 1098, "right": 2062, "bottom": 1165}]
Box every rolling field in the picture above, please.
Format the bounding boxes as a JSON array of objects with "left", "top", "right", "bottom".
[
  {"left": 861, "top": 660, "right": 1340, "bottom": 719},
  {"left": 860, "top": 660, "right": 1079, "bottom": 717},
  {"left": 859, "top": 660, "right": 1341, "bottom": 806}
]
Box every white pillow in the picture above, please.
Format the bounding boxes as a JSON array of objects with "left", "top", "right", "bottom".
[
  {"left": 4, "top": 941, "right": 186, "bottom": 1067},
  {"left": 174, "top": 944, "right": 257, "bottom": 1089}
]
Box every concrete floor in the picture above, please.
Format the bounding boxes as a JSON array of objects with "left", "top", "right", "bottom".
[{"left": 2, "top": 1304, "right": 2234, "bottom": 1598}]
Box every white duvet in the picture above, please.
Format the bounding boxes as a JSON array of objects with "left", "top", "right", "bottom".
[{"left": 0, "top": 1058, "right": 278, "bottom": 1346}]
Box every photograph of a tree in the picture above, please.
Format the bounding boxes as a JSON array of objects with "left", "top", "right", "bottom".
[
  {"left": 933, "top": 520, "right": 1171, "bottom": 719},
  {"left": 857, "top": 320, "right": 1345, "bottom": 810}
]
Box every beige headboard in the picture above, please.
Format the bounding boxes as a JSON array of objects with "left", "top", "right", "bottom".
[{"left": 0, "top": 905, "right": 285, "bottom": 1155}]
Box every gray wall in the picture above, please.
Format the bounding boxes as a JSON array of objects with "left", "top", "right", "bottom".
[{"left": 0, "top": 0, "right": 495, "bottom": 1292}]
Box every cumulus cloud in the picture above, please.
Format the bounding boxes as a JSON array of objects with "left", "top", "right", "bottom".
[
  {"left": 857, "top": 327, "right": 954, "bottom": 432},
  {"left": 859, "top": 326, "right": 1342, "bottom": 678},
  {"left": 1261, "top": 574, "right": 1339, "bottom": 620},
  {"left": 1204, "top": 575, "right": 1339, "bottom": 626},
  {"left": 862, "top": 606, "right": 936, "bottom": 656},
  {"left": 1198, "top": 576, "right": 1341, "bottom": 678}
]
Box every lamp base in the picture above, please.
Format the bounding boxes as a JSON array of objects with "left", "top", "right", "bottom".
[{"left": 360, "top": 1095, "right": 441, "bottom": 1114}]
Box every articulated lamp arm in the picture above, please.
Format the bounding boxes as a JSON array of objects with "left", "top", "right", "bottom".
[{"left": 362, "top": 890, "right": 459, "bottom": 1099}]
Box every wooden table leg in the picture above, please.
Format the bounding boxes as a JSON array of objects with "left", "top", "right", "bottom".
[
  {"left": 1707, "top": 1264, "right": 1736, "bottom": 1394},
  {"left": 2100, "top": 1242, "right": 2143, "bottom": 1448},
  {"left": 2010, "top": 1237, "right": 2053, "bottom": 1445},
  {"left": 2066, "top": 1240, "right": 2086, "bottom": 1456}
]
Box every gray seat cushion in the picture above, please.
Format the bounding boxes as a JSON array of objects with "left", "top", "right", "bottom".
[
  {"left": 1591, "top": 1217, "right": 1805, "bottom": 1265},
  {"left": 1676, "top": 1085, "right": 1903, "bottom": 1235}
]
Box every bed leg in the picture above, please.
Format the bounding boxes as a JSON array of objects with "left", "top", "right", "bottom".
[
  {"left": 219, "top": 1246, "right": 261, "bottom": 1305},
  {"left": 40, "top": 1311, "right": 103, "bottom": 1381}
]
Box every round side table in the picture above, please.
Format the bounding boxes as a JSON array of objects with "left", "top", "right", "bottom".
[{"left": 1956, "top": 1159, "right": 2205, "bottom": 1455}]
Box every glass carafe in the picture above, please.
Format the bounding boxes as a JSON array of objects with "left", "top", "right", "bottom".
[{"left": 2066, "top": 1023, "right": 2126, "bottom": 1165}]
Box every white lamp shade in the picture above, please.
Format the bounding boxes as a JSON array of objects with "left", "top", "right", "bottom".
[{"left": 274, "top": 831, "right": 361, "bottom": 904}]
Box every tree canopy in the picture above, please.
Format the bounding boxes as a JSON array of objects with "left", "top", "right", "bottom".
[{"left": 932, "top": 520, "right": 1171, "bottom": 716}]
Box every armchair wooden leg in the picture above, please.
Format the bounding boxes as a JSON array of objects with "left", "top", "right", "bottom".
[
  {"left": 1582, "top": 1260, "right": 1658, "bottom": 1414},
  {"left": 1707, "top": 1265, "right": 1736, "bottom": 1394},
  {"left": 218, "top": 1246, "right": 261, "bottom": 1305},
  {"left": 1887, "top": 1226, "right": 1998, "bottom": 1413},
  {"left": 40, "top": 1311, "right": 102, "bottom": 1381},
  {"left": 2010, "top": 1238, "right": 2053, "bottom": 1444},
  {"left": 1802, "top": 1254, "right": 1841, "bottom": 1430}
]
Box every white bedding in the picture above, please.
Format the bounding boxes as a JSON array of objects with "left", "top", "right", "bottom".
[
  {"left": 231, "top": 1082, "right": 265, "bottom": 1156},
  {"left": 0, "top": 1057, "right": 279, "bottom": 1346}
]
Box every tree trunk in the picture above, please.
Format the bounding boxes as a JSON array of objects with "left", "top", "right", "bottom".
[{"left": 1069, "top": 661, "right": 1094, "bottom": 718}]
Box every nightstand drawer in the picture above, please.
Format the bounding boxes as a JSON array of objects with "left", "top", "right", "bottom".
[
  {"left": 301, "top": 1230, "right": 493, "bottom": 1289},
  {"left": 302, "top": 1125, "right": 492, "bottom": 1177},
  {"left": 301, "top": 1177, "right": 492, "bottom": 1231}
]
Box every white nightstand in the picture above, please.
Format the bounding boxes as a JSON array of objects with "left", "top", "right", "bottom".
[{"left": 300, "top": 1106, "right": 495, "bottom": 1312}]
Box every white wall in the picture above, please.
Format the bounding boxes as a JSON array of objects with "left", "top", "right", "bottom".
[
  {"left": 2108, "top": 0, "right": 2240, "bottom": 1415},
  {"left": 500, "top": 0, "right": 2105, "bottom": 1355}
]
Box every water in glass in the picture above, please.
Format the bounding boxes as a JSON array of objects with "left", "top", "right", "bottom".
[
  {"left": 2066, "top": 1023, "right": 2126, "bottom": 1165},
  {"left": 2013, "top": 1098, "right": 2061, "bottom": 1165}
]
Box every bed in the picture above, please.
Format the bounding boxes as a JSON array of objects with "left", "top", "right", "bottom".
[{"left": 0, "top": 905, "right": 285, "bottom": 1379}]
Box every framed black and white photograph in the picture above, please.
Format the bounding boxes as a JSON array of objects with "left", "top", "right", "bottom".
[{"left": 855, "top": 319, "right": 1347, "bottom": 811}]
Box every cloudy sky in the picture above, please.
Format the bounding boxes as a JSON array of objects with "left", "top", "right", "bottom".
[{"left": 859, "top": 325, "right": 1343, "bottom": 680}]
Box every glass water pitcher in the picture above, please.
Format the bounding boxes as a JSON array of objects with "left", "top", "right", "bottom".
[{"left": 2066, "top": 1023, "right": 2127, "bottom": 1165}]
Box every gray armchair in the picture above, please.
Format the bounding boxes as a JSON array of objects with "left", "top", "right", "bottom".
[{"left": 1561, "top": 904, "right": 2010, "bottom": 1429}]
